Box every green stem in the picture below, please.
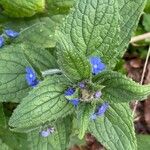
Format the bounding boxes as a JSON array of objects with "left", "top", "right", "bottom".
[{"left": 42, "top": 69, "right": 62, "bottom": 77}]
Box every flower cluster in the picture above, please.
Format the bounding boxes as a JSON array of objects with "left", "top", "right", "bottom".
[
  {"left": 89, "top": 56, "right": 105, "bottom": 75},
  {"left": 91, "top": 102, "right": 109, "bottom": 120},
  {"left": 25, "top": 67, "right": 39, "bottom": 88},
  {"left": 0, "top": 29, "right": 19, "bottom": 48},
  {"left": 40, "top": 127, "right": 55, "bottom": 137}
]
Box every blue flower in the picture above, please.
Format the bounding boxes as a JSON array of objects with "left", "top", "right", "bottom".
[
  {"left": 25, "top": 67, "right": 39, "bottom": 87},
  {"left": 96, "top": 102, "right": 109, "bottom": 116},
  {"left": 90, "top": 102, "right": 109, "bottom": 120},
  {"left": 94, "top": 91, "right": 102, "bottom": 98},
  {"left": 78, "top": 82, "right": 85, "bottom": 88},
  {"left": 89, "top": 56, "right": 105, "bottom": 75},
  {"left": 69, "top": 98, "right": 80, "bottom": 107},
  {"left": 0, "top": 36, "right": 4, "bottom": 48},
  {"left": 90, "top": 113, "right": 97, "bottom": 120},
  {"left": 5, "top": 29, "right": 19, "bottom": 38},
  {"left": 40, "top": 127, "right": 54, "bottom": 137},
  {"left": 64, "top": 87, "right": 75, "bottom": 96}
]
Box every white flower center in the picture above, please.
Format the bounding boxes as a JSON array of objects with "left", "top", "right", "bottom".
[
  {"left": 93, "top": 64, "right": 98, "bottom": 69},
  {"left": 29, "top": 73, "right": 33, "bottom": 78}
]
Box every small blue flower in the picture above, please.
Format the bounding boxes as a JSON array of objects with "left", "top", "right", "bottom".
[
  {"left": 40, "top": 127, "right": 54, "bottom": 137},
  {"left": 94, "top": 91, "right": 102, "bottom": 98},
  {"left": 90, "top": 113, "right": 97, "bottom": 120},
  {"left": 5, "top": 29, "right": 19, "bottom": 38},
  {"left": 70, "top": 98, "right": 80, "bottom": 107},
  {"left": 64, "top": 87, "right": 75, "bottom": 96},
  {"left": 89, "top": 56, "right": 105, "bottom": 75},
  {"left": 96, "top": 102, "right": 109, "bottom": 116},
  {"left": 79, "top": 82, "right": 85, "bottom": 88},
  {"left": 90, "top": 102, "right": 109, "bottom": 120},
  {"left": 0, "top": 36, "right": 4, "bottom": 48},
  {"left": 25, "top": 67, "right": 39, "bottom": 87},
  {"left": 41, "top": 130, "right": 50, "bottom": 137}
]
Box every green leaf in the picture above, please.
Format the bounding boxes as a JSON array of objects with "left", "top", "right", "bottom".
[
  {"left": 3, "top": 15, "right": 64, "bottom": 48},
  {"left": 57, "top": 46, "right": 91, "bottom": 82},
  {"left": 0, "top": 44, "right": 57, "bottom": 102},
  {"left": 94, "top": 71, "right": 150, "bottom": 103},
  {"left": 114, "top": 0, "right": 147, "bottom": 67},
  {"left": 143, "top": 13, "right": 150, "bottom": 32},
  {"left": 0, "top": 0, "right": 45, "bottom": 18},
  {"left": 137, "top": 134, "right": 150, "bottom": 150},
  {"left": 0, "top": 103, "right": 6, "bottom": 128},
  {"left": 0, "top": 126, "right": 29, "bottom": 150},
  {"left": 0, "top": 139, "right": 12, "bottom": 150},
  {"left": 144, "top": 0, "right": 150, "bottom": 13},
  {"left": 89, "top": 103, "right": 137, "bottom": 150},
  {"left": 57, "top": 0, "right": 120, "bottom": 67},
  {"left": 77, "top": 104, "right": 94, "bottom": 139},
  {"left": 46, "top": 0, "right": 74, "bottom": 15},
  {"left": 9, "top": 75, "right": 74, "bottom": 130},
  {"left": 57, "top": 0, "right": 146, "bottom": 69},
  {"left": 28, "top": 117, "right": 72, "bottom": 150}
]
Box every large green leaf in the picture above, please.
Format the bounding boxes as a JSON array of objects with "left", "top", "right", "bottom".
[
  {"left": 28, "top": 117, "right": 72, "bottom": 150},
  {"left": 0, "top": 103, "right": 6, "bottom": 128},
  {"left": 89, "top": 103, "right": 136, "bottom": 150},
  {"left": 57, "top": 46, "right": 91, "bottom": 82},
  {"left": 57, "top": 0, "right": 146, "bottom": 69},
  {"left": 57, "top": 0, "right": 120, "bottom": 68},
  {"left": 0, "top": 0, "right": 45, "bottom": 18},
  {"left": 9, "top": 75, "right": 74, "bottom": 130},
  {"left": 0, "top": 44, "right": 57, "bottom": 102},
  {"left": 94, "top": 71, "right": 150, "bottom": 103}
]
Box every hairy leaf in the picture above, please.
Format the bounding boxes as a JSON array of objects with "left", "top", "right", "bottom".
[
  {"left": 77, "top": 104, "right": 94, "bottom": 139},
  {"left": 0, "top": 103, "right": 6, "bottom": 128},
  {"left": 57, "top": 46, "right": 91, "bottom": 82},
  {"left": 28, "top": 117, "right": 72, "bottom": 150},
  {"left": 113, "top": 0, "right": 147, "bottom": 67},
  {"left": 94, "top": 71, "right": 150, "bottom": 103},
  {"left": 9, "top": 75, "right": 74, "bottom": 130},
  {"left": 89, "top": 103, "right": 136, "bottom": 150},
  {"left": 0, "top": 44, "right": 57, "bottom": 102},
  {"left": 0, "top": 0, "right": 45, "bottom": 18},
  {"left": 57, "top": 0, "right": 120, "bottom": 67}
]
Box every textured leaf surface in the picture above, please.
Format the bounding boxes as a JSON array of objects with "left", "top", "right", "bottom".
[
  {"left": 113, "top": 0, "right": 147, "bottom": 66},
  {"left": 0, "top": 139, "right": 12, "bottom": 150},
  {"left": 28, "top": 117, "right": 72, "bottom": 150},
  {"left": 0, "top": 44, "right": 57, "bottom": 102},
  {"left": 89, "top": 103, "right": 136, "bottom": 150},
  {"left": 57, "top": 46, "right": 91, "bottom": 82},
  {"left": 0, "top": 103, "right": 6, "bottom": 128},
  {"left": 137, "top": 134, "right": 150, "bottom": 150},
  {"left": 3, "top": 15, "right": 63, "bottom": 48},
  {"left": 94, "top": 71, "right": 150, "bottom": 103},
  {"left": 0, "top": 0, "right": 45, "bottom": 17},
  {"left": 57, "top": 0, "right": 146, "bottom": 68},
  {"left": 57, "top": 0, "right": 120, "bottom": 68},
  {"left": 77, "top": 104, "right": 94, "bottom": 139},
  {"left": 9, "top": 75, "right": 74, "bottom": 130}
]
